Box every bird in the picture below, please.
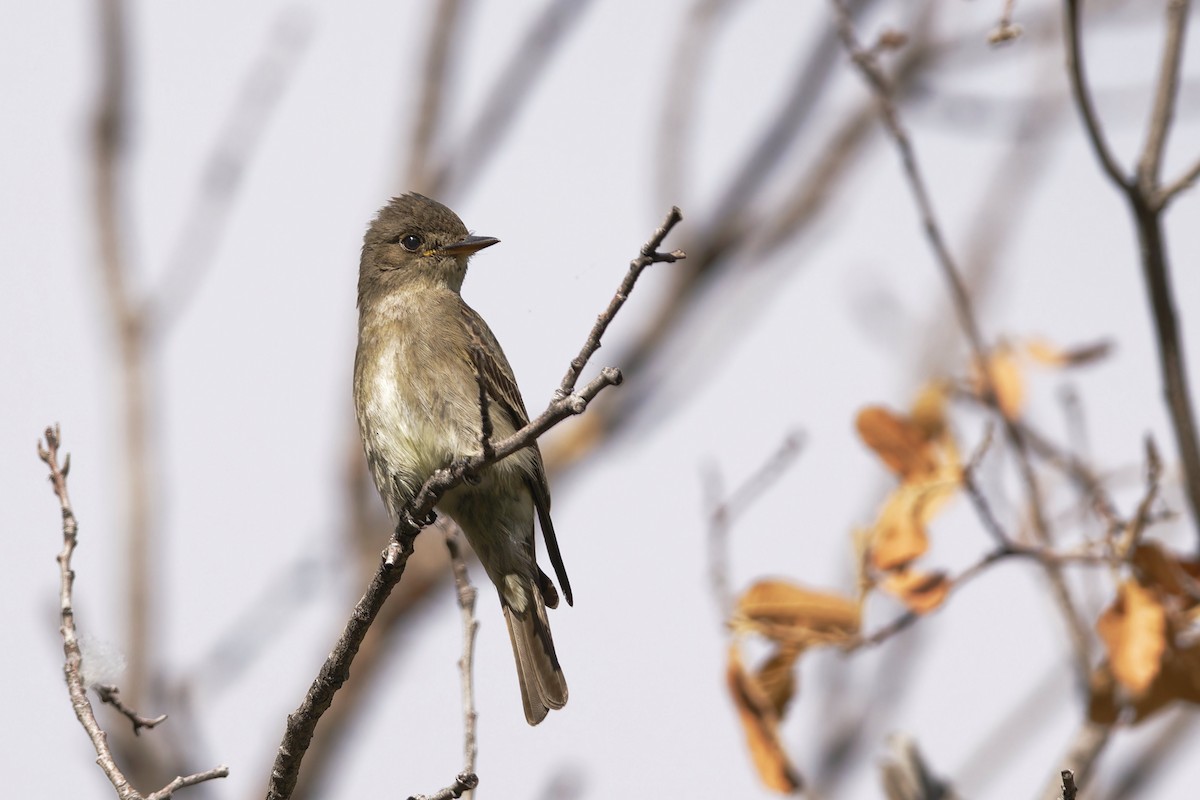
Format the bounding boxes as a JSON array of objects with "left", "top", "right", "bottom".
[{"left": 352, "top": 192, "right": 570, "bottom": 725}]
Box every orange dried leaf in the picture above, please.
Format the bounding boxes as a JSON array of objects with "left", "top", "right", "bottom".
[
  {"left": 1026, "top": 338, "right": 1113, "bottom": 368},
  {"left": 1087, "top": 664, "right": 1120, "bottom": 725},
  {"left": 871, "top": 490, "right": 929, "bottom": 571},
  {"left": 1132, "top": 638, "right": 1200, "bottom": 722},
  {"left": 973, "top": 348, "right": 1025, "bottom": 419},
  {"left": 881, "top": 569, "right": 951, "bottom": 614},
  {"left": 1131, "top": 542, "right": 1200, "bottom": 610},
  {"left": 756, "top": 646, "right": 803, "bottom": 719},
  {"left": 909, "top": 381, "right": 950, "bottom": 442},
  {"left": 735, "top": 580, "right": 861, "bottom": 645},
  {"left": 856, "top": 406, "right": 937, "bottom": 480},
  {"left": 869, "top": 476, "right": 958, "bottom": 571},
  {"left": 1096, "top": 580, "right": 1167, "bottom": 695},
  {"left": 726, "top": 645, "right": 804, "bottom": 793}
]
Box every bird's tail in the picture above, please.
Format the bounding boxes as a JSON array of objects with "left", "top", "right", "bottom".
[{"left": 502, "top": 576, "right": 567, "bottom": 725}]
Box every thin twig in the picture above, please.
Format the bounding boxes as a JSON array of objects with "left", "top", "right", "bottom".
[
  {"left": 95, "top": 684, "right": 168, "bottom": 736},
  {"left": 830, "top": 0, "right": 1093, "bottom": 675},
  {"left": 408, "top": 772, "right": 480, "bottom": 800},
  {"left": 557, "top": 206, "right": 685, "bottom": 396},
  {"left": 1039, "top": 721, "right": 1109, "bottom": 800},
  {"left": 703, "top": 432, "right": 806, "bottom": 619},
  {"left": 1064, "top": 0, "right": 1200, "bottom": 546},
  {"left": 415, "top": 532, "right": 480, "bottom": 800},
  {"left": 1060, "top": 769, "right": 1078, "bottom": 800},
  {"left": 265, "top": 210, "right": 684, "bottom": 800},
  {"left": 854, "top": 542, "right": 1111, "bottom": 649},
  {"left": 39, "top": 426, "right": 229, "bottom": 800},
  {"left": 1137, "top": 0, "right": 1190, "bottom": 199},
  {"left": 1159, "top": 156, "right": 1200, "bottom": 205},
  {"left": 1062, "top": 0, "right": 1128, "bottom": 189},
  {"left": 145, "top": 767, "right": 234, "bottom": 800}
]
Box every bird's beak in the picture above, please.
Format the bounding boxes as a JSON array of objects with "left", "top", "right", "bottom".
[{"left": 438, "top": 235, "right": 500, "bottom": 256}]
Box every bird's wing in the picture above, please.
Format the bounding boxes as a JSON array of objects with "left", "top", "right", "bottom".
[{"left": 458, "top": 302, "right": 573, "bottom": 606}]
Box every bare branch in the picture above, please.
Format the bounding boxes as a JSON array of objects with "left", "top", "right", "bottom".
[
  {"left": 408, "top": 772, "right": 480, "bottom": 800},
  {"left": 91, "top": 0, "right": 157, "bottom": 715},
  {"left": 397, "top": 528, "right": 483, "bottom": 800},
  {"left": 39, "top": 426, "right": 228, "bottom": 800},
  {"left": 1059, "top": 770, "right": 1078, "bottom": 800},
  {"left": 1137, "top": 0, "right": 1191, "bottom": 197},
  {"left": 656, "top": 0, "right": 739, "bottom": 208},
  {"left": 1039, "top": 722, "right": 1109, "bottom": 800},
  {"left": 1062, "top": 0, "right": 1129, "bottom": 189},
  {"left": 1062, "top": 0, "right": 1200, "bottom": 544},
  {"left": 265, "top": 210, "right": 684, "bottom": 800},
  {"left": 435, "top": 0, "right": 592, "bottom": 196},
  {"left": 558, "top": 207, "right": 685, "bottom": 396},
  {"left": 150, "top": 8, "right": 313, "bottom": 330},
  {"left": 703, "top": 432, "right": 805, "bottom": 619},
  {"left": 830, "top": 0, "right": 1094, "bottom": 674},
  {"left": 1159, "top": 155, "right": 1200, "bottom": 206},
  {"left": 145, "top": 767, "right": 233, "bottom": 800},
  {"left": 95, "top": 684, "right": 168, "bottom": 736},
  {"left": 406, "top": 0, "right": 463, "bottom": 191}
]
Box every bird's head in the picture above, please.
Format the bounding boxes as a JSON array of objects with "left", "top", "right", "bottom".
[{"left": 358, "top": 192, "right": 498, "bottom": 306}]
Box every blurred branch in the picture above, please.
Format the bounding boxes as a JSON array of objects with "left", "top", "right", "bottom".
[
  {"left": 91, "top": 0, "right": 159, "bottom": 728},
  {"left": 830, "top": 0, "right": 1093, "bottom": 678},
  {"left": 406, "top": 0, "right": 464, "bottom": 191},
  {"left": 434, "top": 0, "right": 593, "bottom": 197},
  {"left": 150, "top": 7, "right": 313, "bottom": 330},
  {"left": 266, "top": 209, "right": 684, "bottom": 800},
  {"left": 656, "top": 0, "right": 739, "bottom": 209},
  {"left": 39, "top": 426, "right": 229, "bottom": 800},
  {"left": 1104, "top": 709, "right": 1198, "bottom": 799},
  {"left": 879, "top": 734, "right": 957, "bottom": 800},
  {"left": 1064, "top": 0, "right": 1200, "bottom": 546},
  {"left": 703, "top": 432, "right": 805, "bottom": 620}
]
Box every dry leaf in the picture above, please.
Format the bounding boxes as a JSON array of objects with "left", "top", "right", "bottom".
[
  {"left": 1096, "top": 580, "right": 1167, "bottom": 695},
  {"left": 1131, "top": 638, "right": 1200, "bottom": 722},
  {"left": 727, "top": 644, "right": 804, "bottom": 793},
  {"left": 870, "top": 477, "right": 958, "bottom": 571},
  {"left": 1026, "top": 338, "right": 1112, "bottom": 368},
  {"left": 1087, "top": 664, "right": 1120, "bottom": 725},
  {"left": 909, "top": 381, "right": 950, "bottom": 442},
  {"left": 856, "top": 406, "right": 937, "bottom": 480},
  {"left": 734, "top": 580, "right": 861, "bottom": 646},
  {"left": 1091, "top": 634, "right": 1200, "bottom": 724},
  {"left": 1131, "top": 542, "right": 1200, "bottom": 610},
  {"left": 881, "top": 569, "right": 952, "bottom": 614},
  {"left": 972, "top": 347, "right": 1025, "bottom": 419},
  {"left": 756, "top": 645, "right": 803, "bottom": 719}
]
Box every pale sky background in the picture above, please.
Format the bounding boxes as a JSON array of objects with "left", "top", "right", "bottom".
[{"left": 3, "top": 1, "right": 1199, "bottom": 798}]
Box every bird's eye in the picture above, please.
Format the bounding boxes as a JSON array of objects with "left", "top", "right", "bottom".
[{"left": 395, "top": 233, "right": 423, "bottom": 252}]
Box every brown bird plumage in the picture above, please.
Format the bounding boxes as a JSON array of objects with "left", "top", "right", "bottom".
[{"left": 352, "top": 193, "right": 570, "bottom": 724}]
